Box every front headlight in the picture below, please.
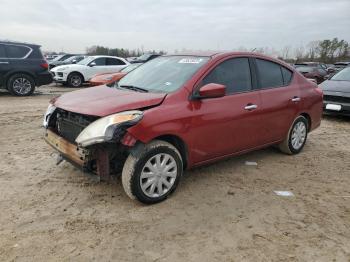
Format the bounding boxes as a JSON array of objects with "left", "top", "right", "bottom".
[
  {"left": 75, "top": 110, "right": 143, "bottom": 147},
  {"left": 58, "top": 66, "right": 68, "bottom": 71},
  {"left": 43, "top": 104, "right": 56, "bottom": 128}
]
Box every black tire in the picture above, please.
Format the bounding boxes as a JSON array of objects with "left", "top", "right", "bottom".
[
  {"left": 67, "top": 72, "right": 83, "bottom": 87},
  {"left": 7, "top": 74, "right": 35, "bottom": 96},
  {"left": 122, "top": 140, "right": 183, "bottom": 204},
  {"left": 279, "top": 116, "right": 308, "bottom": 155}
]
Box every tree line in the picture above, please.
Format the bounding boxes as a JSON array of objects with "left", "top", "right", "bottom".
[
  {"left": 85, "top": 45, "right": 166, "bottom": 58},
  {"left": 277, "top": 38, "right": 349, "bottom": 63}
]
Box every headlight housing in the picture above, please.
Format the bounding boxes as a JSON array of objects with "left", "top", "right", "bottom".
[
  {"left": 75, "top": 110, "right": 143, "bottom": 147},
  {"left": 43, "top": 104, "right": 56, "bottom": 128}
]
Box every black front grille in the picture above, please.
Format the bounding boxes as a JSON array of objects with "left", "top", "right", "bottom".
[
  {"left": 55, "top": 109, "right": 97, "bottom": 143},
  {"left": 324, "top": 95, "right": 350, "bottom": 104}
]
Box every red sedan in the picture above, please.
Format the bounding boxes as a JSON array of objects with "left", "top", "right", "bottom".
[{"left": 43, "top": 52, "right": 323, "bottom": 204}]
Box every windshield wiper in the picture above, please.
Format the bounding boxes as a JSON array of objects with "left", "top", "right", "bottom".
[{"left": 119, "top": 85, "right": 148, "bottom": 93}]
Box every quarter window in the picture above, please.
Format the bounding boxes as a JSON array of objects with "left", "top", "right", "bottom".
[
  {"left": 5, "top": 45, "right": 31, "bottom": 59},
  {"left": 107, "top": 58, "right": 126, "bottom": 65},
  {"left": 256, "top": 59, "right": 284, "bottom": 88},
  {"left": 202, "top": 58, "right": 252, "bottom": 94}
]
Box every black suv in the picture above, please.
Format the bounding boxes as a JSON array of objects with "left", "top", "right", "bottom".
[{"left": 0, "top": 41, "right": 52, "bottom": 96}]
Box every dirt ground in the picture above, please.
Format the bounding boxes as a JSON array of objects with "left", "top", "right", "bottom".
[{"left": 0, "top": 85, "right": 349, "bottom": 262}]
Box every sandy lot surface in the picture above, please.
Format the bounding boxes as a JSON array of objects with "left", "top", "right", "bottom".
[{"left": 0, "top": 85, "right": 349, "bottom": 261}]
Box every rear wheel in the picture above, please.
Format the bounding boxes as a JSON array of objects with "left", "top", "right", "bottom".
[
  {"left": 122, "top": 140, "right": 183, "bottom": 204},
  {"left": 7, "top": 74, "right": 35, "bottom": 96},
  {"left": 279, "top": 116, "right": 308, "bottom": 155},
  {"left": 67, "top": 73, "right": 83, "bottom": 87}
]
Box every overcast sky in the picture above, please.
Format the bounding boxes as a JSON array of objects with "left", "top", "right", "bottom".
[{"left": 0, "top": 0, "right": 349, "bottom": 54}]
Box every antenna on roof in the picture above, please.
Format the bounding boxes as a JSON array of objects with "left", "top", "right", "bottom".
[{"left": 251, "top": 48, "right": 257, "bottom": 52}]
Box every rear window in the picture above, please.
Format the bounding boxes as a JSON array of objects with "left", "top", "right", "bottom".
[
  {"left": 256, "top": 59, "right": 284, "bottom": 88},
  {"left": 0, "top": 45, "right": 6, "bottom": 58},
  {"left": 5, "top": 45, "right": 31, "bottom": 58}
]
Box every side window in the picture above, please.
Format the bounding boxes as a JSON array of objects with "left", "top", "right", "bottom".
[
  {"left": 5, "top": 45, "right": 31, "bottom": 59},
  {"left": 281, "top": 66, "right": 293, "bottom": 85},
  {"left": 91, "top": 58, "right": 106, "bottom": 66},
  {"left": 202, "top": 58, "right": 252, "bottom": 94},
  {"left": 0, "top": 45, "right": 6, "bottom": 58},
  {"left": 256, "top": 59, "right": 284, "bottom": 88},
  {"left": 107, "top": 58, "right": 126, "bottom": 65}
]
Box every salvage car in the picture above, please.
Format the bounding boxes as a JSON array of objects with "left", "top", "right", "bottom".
[
  {"left": 50, "top": 55, "right": 129, "bottom": 87},
  {"left": 43, "top": 52, "right": 323, "bottom": 204},
  {"left": 319, "top": 66, "right": 350, "bottom": 116},
  {"left": 0, "top": 41, "right": 52, "bottom": 96},
  {"left": 89, "top": 63, "right": 142, "bottom": 86}
]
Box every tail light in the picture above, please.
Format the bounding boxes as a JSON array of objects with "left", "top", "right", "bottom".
[{"left": 40, "top": 62, "right": 49, "bottom": 69}]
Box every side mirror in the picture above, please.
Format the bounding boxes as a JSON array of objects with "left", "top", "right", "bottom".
[
  {"left": 72, "top": 59, "right": 77, "bottom": 64},
  {"left": 89, "top": 62, "right": 96, "bottom": 67},
  {"left": 195, "top": 83, "right": 226, "bottom": 99}
]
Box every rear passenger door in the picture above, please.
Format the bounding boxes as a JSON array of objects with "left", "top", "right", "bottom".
[
  {"left": 0, "top": 44, "right": 9, "bottom": 87},
  {"left": 255, "top": 58, "right": 300, "bottom": 144}
]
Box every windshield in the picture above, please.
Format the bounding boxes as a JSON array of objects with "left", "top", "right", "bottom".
[
  {"left": 121, "top": 63, "right": 142, "bottom": 73},
  {"left": 117, "top": 56, "right": 209, "bottom": 93},
  {"left": 331, "top": 67, "right": 350, "bottom": 81},
  {"left": 77, "top": 56, "right": 95, "bottom": 66}
]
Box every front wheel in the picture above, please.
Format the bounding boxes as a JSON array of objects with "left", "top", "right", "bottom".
[
  {"left": 67, "top": 73, "right": 83, "bottom": 87},
  {"left": 279, "top": 116, "right": 308, "bottom": 155},
  {"left": 122, "top": 140, "right": 183, "bottom": 204}
]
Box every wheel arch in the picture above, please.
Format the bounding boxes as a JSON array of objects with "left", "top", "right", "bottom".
[
  {"left": 300, "top": 112, "right": 311, "bottom": 132},
  {"left": 5, "top": 71, "right": 36, "bottom": 88},
  {"left": 152, "top": 134, "right": 189, "bottom": 169},
  {"left": 68, "top": 71, "right": 85, "bottom": 82}
]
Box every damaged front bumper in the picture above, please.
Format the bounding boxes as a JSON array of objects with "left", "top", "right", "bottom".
[{"left": 44, "top": 129, "right": 112, "bottom": 181}]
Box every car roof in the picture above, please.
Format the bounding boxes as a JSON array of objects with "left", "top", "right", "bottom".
[
  {"left": 0, "top": 40, "right": 41, "bottom": 48},
  {"left": 91, "top": 55, "right": 126, "bottom": 59},
  {"left": 165, "top": 51, "right": 293, "bottom": 68}
]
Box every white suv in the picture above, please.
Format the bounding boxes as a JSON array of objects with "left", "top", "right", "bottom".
[{"left": 50, "top": 55, "right": 129, "bottom": 87}]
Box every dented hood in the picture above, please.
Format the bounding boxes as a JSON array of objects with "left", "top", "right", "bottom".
[{"left": 54, "top": 85, "right": 166, "bottom": 117}]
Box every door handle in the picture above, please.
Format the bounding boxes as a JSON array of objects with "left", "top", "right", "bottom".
[
  {"left": 291, "top": 96, "right": 301, "bottom": 102},
  {"left": 244, "top": 104, "right": 258, "bottom": 110},
  {"left": 0, "top": 61, "right": 9, "bottom": 64}
]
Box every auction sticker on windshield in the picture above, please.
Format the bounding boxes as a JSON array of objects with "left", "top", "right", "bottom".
[{"left": 178, "top": 58, "right": 203, "bottom": 64}]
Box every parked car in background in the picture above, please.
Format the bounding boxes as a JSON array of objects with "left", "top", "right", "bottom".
[
  {"left": 296, "top": 66, "right": 328, "bottom": 84},
  {"left": 49, "top": 54, "right": 77, "bottom": 69},
  {"left": 45, "top": 54, "right": 59, "bottom": 61},
  {"left": 50, "top": 55, "right": 129, "bottom": 87},
  {"left": 130, "top": 53, "right": 160, "bottom": 63},
  {"left": 49, "top": 55, "right": 88, "bottom": 70},
  {"left": 295, "top": 62, "right": 328, "bottom": 70},
  {"left": 334, "top": 62, "right": 350, "bottom": 72},
  {"left": 89, "top": 63, "right": 142, "bottom": 86},
  {"left": 0, "top": 41, "right": 52, "bottom": 96},
  {"left": 319, "top": 67, "right": 350, "bottom": 116},
  {"left": 43, "top": 52, "right": 323, "bottom": 204}
]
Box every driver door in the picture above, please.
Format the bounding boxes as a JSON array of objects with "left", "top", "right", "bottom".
[{"left": 190, "top": 57, "right": 262, "bottom": 163}]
